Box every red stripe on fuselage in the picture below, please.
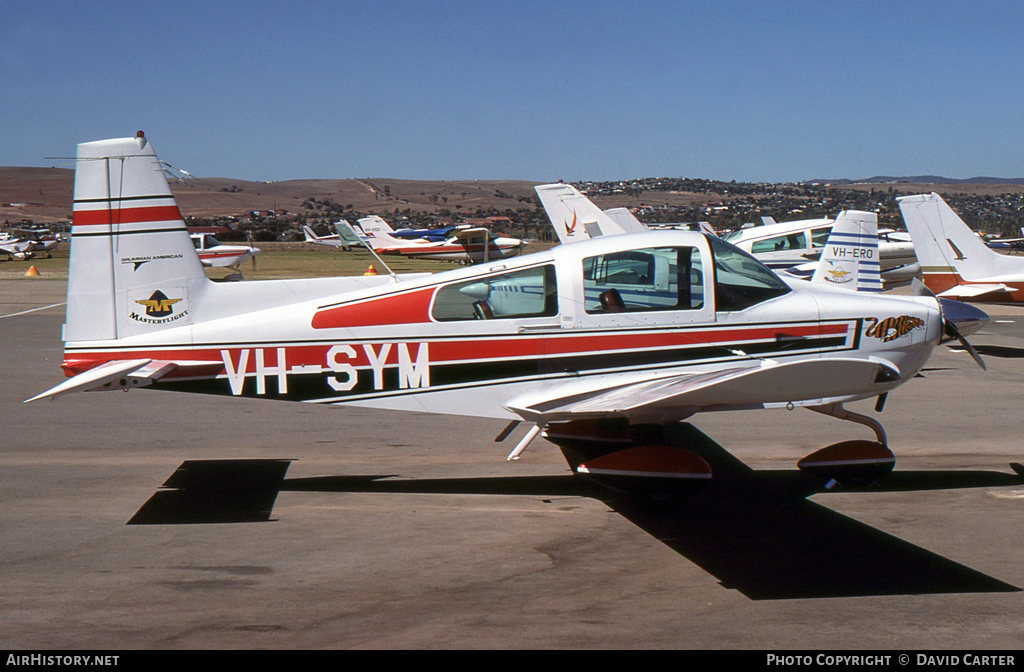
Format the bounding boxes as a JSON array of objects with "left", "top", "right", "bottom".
[
  {"left": 311, "top": 288, "right": 436, "bottom": 329},
  {"left": 61, "top": 322, "right": 851, "bottom": 377}
]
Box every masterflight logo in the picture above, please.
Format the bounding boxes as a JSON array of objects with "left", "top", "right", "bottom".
[{"left": 130, "top": 289, "right": 189, "bottom": 325}]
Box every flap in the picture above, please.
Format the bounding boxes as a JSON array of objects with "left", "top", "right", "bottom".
[{"left": 504, "top": 358, "right": 899, "bottom": 424}]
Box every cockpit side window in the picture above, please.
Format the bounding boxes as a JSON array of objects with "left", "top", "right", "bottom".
[
  {"left": 432, "top": 265, "right": 557, "bottom": 321},
  {"left": 810, "top": 227, "right": 832, "bottom": 248},
  {"left": 707, "top": 236, "right": 791, "bottom": 311},
  {"left": 750, "top": 232, "right": 807, "bottom": 253},
  {"left": 582, "top": 246, "right": 704, "bottom": 313}
]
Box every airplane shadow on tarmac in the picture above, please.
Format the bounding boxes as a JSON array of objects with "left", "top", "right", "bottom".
[{"left": 127, "top": 424, "right": 1024, "bottom": 601}]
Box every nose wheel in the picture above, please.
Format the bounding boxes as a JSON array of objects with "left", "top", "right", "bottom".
[{"left": 801, "top": 403, "right": 895, "bottom": 485}]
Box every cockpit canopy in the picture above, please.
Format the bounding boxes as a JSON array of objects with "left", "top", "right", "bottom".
[{"left": 428, "top": 233, "right": 790, "bottom": 322}]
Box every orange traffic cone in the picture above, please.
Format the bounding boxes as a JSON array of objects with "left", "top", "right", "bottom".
[
  {"left": 363, "top": 265, "right": 378, "bottom": 276},
  {"left": 24, "top": 265, "right": 40, "bottom": 277}
]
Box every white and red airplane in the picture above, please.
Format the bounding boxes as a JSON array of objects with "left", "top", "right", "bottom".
[
  {"left": 358, "top": 215, "right": 524, "bottom": 264},
  {"left": 899, "top": 192, "right": 1024, "bottom": 304},
  {"left": 302, "top": 222, "right": 365, "bottom": 251},
  {"left": 0, "top": 233, "right": 35, "bottom": 260},
  {"left": 28, "top": 133, "right": 985, "bottom": 485},
  {"left": 189, "top": 231, "right": 260, "bottom": 270}
]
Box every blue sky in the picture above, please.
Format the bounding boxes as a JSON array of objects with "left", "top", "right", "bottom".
[{"left": 3, "top": 0, "right": 1022, "bottom": 183}]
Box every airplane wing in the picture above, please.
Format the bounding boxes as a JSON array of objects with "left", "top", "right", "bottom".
[
  {"left": 504, "top": 358, "right": 898, "bottom": 425},
  {"left": 303, "top": 225, "right": 340, "bottom": 247},
  {"left": 450, "top": 227, "right": 490, "bottom": 240}
]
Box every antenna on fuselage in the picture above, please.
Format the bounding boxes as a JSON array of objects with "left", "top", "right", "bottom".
[{"left": 337, "top": 220, "right": 398, "bottom": 280}]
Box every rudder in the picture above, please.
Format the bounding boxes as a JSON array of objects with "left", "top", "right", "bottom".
[{"left": 66, "top": 132, "right": 206, "bottom": 343}]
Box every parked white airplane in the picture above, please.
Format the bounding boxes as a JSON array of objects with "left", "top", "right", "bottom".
[
  {"left": 0, "top": 233, "right": 35, "bottom": 260},
  {"left": 899, "top": 192, "right": 1024, "bottom": 304},
  {"left": 303, "top": 224, "right": 344, "bottom": 249},
  {"left": 723, "top": 216, "right": 919, "bottom": 285},
  {"left": 189, "top": 232, "right": 260, "bottom": 270},
  {"left": 28, "top": 133, "right": 989, "bottom": 489},
  {"left": 303, "top": 223, "right": 365, "bottom": 250},
  {"left": 358, "top": 215, "right": 524, "bottom": 263},
  {"left": 8, "top": 228, "right": 63, "bottom": 257}
]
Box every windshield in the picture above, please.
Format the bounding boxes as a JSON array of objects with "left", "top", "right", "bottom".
[{"left": 707, "top": 235, "right": 791, "bottom": 311}]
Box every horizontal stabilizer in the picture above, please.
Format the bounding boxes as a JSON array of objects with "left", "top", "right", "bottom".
[
  {"left": 937, "top": 283, "right": 1016, "bottom": 299},
  {"left": 25, "top": 359, "right": 153, "bottom": 403},
  {"left": 25, "top": 358, "right": 223, "bottom": 403}
]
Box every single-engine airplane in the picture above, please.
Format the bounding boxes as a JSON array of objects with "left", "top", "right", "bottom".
[
  {"left": 899, "top": 192, "right": 1024, "bottom": 303},
  {"left": 28, "top": 133, "right": 990, "bottom": 488},
  {"left": 303, "top": 224, "right": 345, "bottom": 249},
  {"left": 0, "top": 233, "right": 35, "bottom": 260},
  {"left": 302, "top": 222, "right": 366, "bottom": 251},
  {"left": 358, "top": 214, "right": 524, "bottom": 264},
  {"left": 189, "top": 232, "right": 260, "bottom": 270}
]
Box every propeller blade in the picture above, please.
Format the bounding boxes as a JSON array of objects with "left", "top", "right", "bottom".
[{"left": 944, "top": 319, "right": 987, "bottom": 371}]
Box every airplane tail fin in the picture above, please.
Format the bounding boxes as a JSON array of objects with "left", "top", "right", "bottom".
[
  {"left": 356, "top": 216, "right": 403, "bottom": 249},
  {"left": 898, "top": 193, "right": 1012, "bottom": 282},
  {"left": 535, "top": 183, "right": 631, "bottom": 244},
  {"left": 698, "top": 221, "right": 718, "bottom": 237},
  {"left": 811, "top": 210, "right": 881, "bottom": 292},
  {"left": 65, "top": 132, "right": 207, "bottom": 343},
  {"left": 302, "top": 225, "right": 321, "bottom": 242}
]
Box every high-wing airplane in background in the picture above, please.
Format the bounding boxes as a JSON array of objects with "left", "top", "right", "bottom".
[
  {"left": 0, "top": 233, "right": 35, "bottom": 260},
  {"left": 189, "top": 232, "right": 260, "bottom": 270},
  {"left": 899, "top": 192, "right": 1024, "bottom": 304},
  {"left": 303, "top": 222, "right": 367, "bottom": 251},
  {"left": 357, "top": 215, "right": 524, "bottom": 263},
  {"left": 303, "top": 224, "right": 345, "bottom": 249},
  {"left": 29, "top": 133, "right": 991, "bottom": 491}
]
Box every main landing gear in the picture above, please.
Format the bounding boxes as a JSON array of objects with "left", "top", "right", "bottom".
[{"left": 528, "top": 404, "right": 896, "bottom": 495}]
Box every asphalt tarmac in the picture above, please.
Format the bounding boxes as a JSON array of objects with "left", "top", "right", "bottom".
[{"left": 2, "top": 277, "right": 1023, "bottom": 649}]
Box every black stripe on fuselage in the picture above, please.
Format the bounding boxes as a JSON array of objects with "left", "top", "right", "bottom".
[
  {"left": 150, "top": 332, "right": 851, "bottom": 403},
  {"left": 65, "top": 319, "right": 855, "bottom": 354}
]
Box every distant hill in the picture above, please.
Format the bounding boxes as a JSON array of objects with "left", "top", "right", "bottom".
[
  {"left": 0, "top": 166, "right": 541, "bottom": 224},
  {"left": 805, "top": 175, "right": 1024, "bottom": 186}
]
